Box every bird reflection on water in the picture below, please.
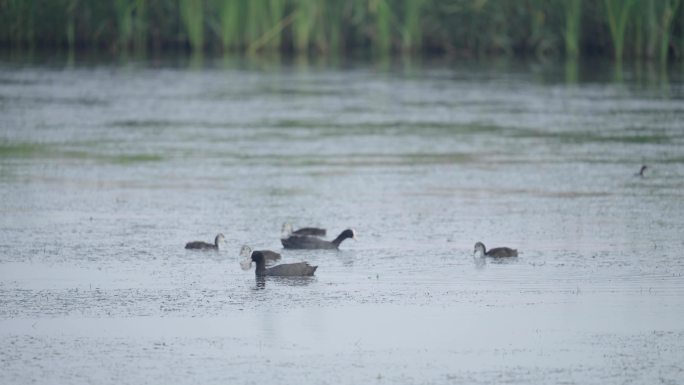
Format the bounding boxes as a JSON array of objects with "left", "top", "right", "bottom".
[{"left": 254, "top": 276, "right": 317, "bottom": 290}]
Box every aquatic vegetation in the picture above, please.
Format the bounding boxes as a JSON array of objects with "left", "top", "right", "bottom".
[
  {"left": 604, "top": 0, "right": 637, "bottom": 61},
  {"left": 0, "top": 0, "right": 682, "bottom": 61},
  {"left": 562, "top": 0, "right": 582, "bottom": 58},
  {"left": 655, "top": 0, "right": 681, "bottom": 63},
  {"left": 179, "top": 0, "right": 204, "bottom": 51},
  {"left": 401, "top": 0, "right": 424, "bottom": 52},
  {"left": 373, "top": 0, "right": 391, "bottom": 56}
]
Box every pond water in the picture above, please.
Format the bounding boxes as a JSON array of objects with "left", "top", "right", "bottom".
[{"left": 1, "top": 55, "right": 683, "bottom": 384}]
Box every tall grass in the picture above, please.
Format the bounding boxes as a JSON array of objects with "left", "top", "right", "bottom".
[
  {"left": 133, "top": 0, "right": 147, "bottom": 52},
  {"left": 656, "top": 0, "right": 681, "bottom": 63},
  {"left": 372, "top": 0, "right": 392, "bottom": 55},
  {"left": 115, "top": 0, "right": 133, "bottom": 50},
  {"left": 292, "top": 0, "right": 317, "bottom": 53},
  {"left": 604, "top": 0, "right": 637, "bottom": 61},
  {"left": 115, "top": 0, "right": 146, "bottom": 51},
  {"left": 218, "top": 0, "right": 242, "bottom": 50},
  {"left": 402, "top": 0, "right": 424, "bottom": 52},
  {"left": 322, "top": 1, "right": 344, "bottom": 54},
  {"left": 179, "top": 0, "right": 203, "bottom": 51},
  {"left": 66, "top": 0, "right": 78, "bottom": 51},
  {"left": 4, "top": 0, "right": 37, "bottom": 49},
  {"left": 0, "top": 0, "right": 682, "bottom": 62},
  {"left": 267, "top": 0, "right": 285, "bottom": 50},
  {"left": 562, "top": 0, "right": 582, "bottom": 58}
]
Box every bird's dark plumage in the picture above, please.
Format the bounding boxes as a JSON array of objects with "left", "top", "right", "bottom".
[
  {"left": 185, "top": 234, "right": 225, "bottom": 250},
  {"left": 637, "top": 165, "right": 648, "bottom": 177},
  {"left": 251, "top": 251, "right": 317, "bottom": 277},
  {"left": 474, "top": 242, "right": 518, "bottom": 258},
  {"left": 293, "top": 227, "right": 326, "bottom": 236},
  {"left": 281, "top": 223, "right": 327, "bottom": 238},
  {"left": 281, "top": 229, "right": 355, "bottom": 250}
]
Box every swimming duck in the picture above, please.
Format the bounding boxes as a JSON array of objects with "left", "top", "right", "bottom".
[
  {"left": 242, "top": 251, "right": 317, "bottom": 277},
  {"left": 473, "top": 242, "right": 518, "bottom": 258},
  {"left": 281, "top": 223, "right": 327, "bottom": 238},
  {"left": 185, "top": 234, "right": 225, "bottom": 250},
  {"left": 281, "top": 229, "right": 356, "bottom": 250},
  {"left": 239, "top": 245, "right": 281, "bottom": 267}
]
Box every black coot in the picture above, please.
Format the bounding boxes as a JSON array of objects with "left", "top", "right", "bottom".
[
  {"left": 244, "top": 251, "right": 317, "bottom": 277},
  {"left": 473, "top": 242, "right": 518, "bottom": 258},
  {"left": 281, "top": 223, "right": 327, "bottom": 238},
  {"left": 281, "top": 229, "right": 356, "bottom": 250},
  {"left": 185, "top": 233, "right": 225, "bottom": 250}
]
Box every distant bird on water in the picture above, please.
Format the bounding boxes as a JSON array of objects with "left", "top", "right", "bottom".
[
  {"left": 242, "top": 250, "right": 317, "bottom": 277},
  {"left": 281, "top": 228, "right": 356, "bottom": 250},
  {"left": 185, "top": 233, "right": 226, "bottom": 250},
  {"left": 637, "top": 165, "right": 648, "bottom": 177},
  {"left": 473, "top": 242, "right": 518, "bottom": 258},
  {"left": 281, "top": 223, "right": 327, "bottom": 238},
  {"left": 239, "top": 245, "right": 281, "bottom": 267}
]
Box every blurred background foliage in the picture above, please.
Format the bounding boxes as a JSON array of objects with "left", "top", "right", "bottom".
[{"left": 0, "top": 0, "right": 682, "bottom": 62}]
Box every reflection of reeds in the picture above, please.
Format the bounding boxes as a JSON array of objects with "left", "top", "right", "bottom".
[{"left": 0, "top": 0, "right": 682, "bottom": 62}]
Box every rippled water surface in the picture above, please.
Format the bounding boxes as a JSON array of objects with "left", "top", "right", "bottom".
[{"left": 1, "top": 56, "right": 684, "bottom": 384}]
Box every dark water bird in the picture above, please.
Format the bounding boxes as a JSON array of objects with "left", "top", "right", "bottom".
[
  {"left": 185, "top": 233, "right": 225, "bottom": 250},
  {"left": 281, "top": 229, "right": 356, "bottom": 250},
  {"left": 239, "top": 245, "right": 281, "bottom": 267},
  {"left": 281, "top": 223, "right": 327, "bottom": 238},
  {"left": 243, "top": 251, "right": 317, "bottom": 277},
  {"left": 637, "top": 165, "right": 648, "bottom": 177},
  {"left": 473, "top": 242, "right": 518, "bottom": 258}
]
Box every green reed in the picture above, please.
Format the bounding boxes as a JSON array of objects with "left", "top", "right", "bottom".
[
  {"left": 179, "top": 0, "right": 204, "bottom": 51},
  {"left": 267, "top": 0, "right": 284, "bottom": 50},
  {"left": 401, "top": 0, "right": 424, "bottom": 52},
  {"left": 292, "top": 0, "right": 317, "bottom": 52},
  {"left": 219, "top": 0, "right": 242, "bottom": 49},
  {"left": 245, "top": 0, "right": 265, "bottom": 44},
  {"left": 133, "top": 0, "right": 147, "bottom": 51},
  {"left": 322, "top": 1, "right": 344, "bottom": 54},
  {"left": 562, "top": 0, "right": 582, "bottom": 58},
  {"left": 7, "top": 0, "right": 37, "bottom": 48},
  {"left": 656, "top": 0, "right": 681, "bottom": 63},
  {"left": 115, "top": 0, "right": 131, "bottom": 48},
  {"left": 373, "top": 0, "right": 391, "bottom": 55},
  {"left": 604, "top": 0, "right": 637, "bottom": 61}
]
